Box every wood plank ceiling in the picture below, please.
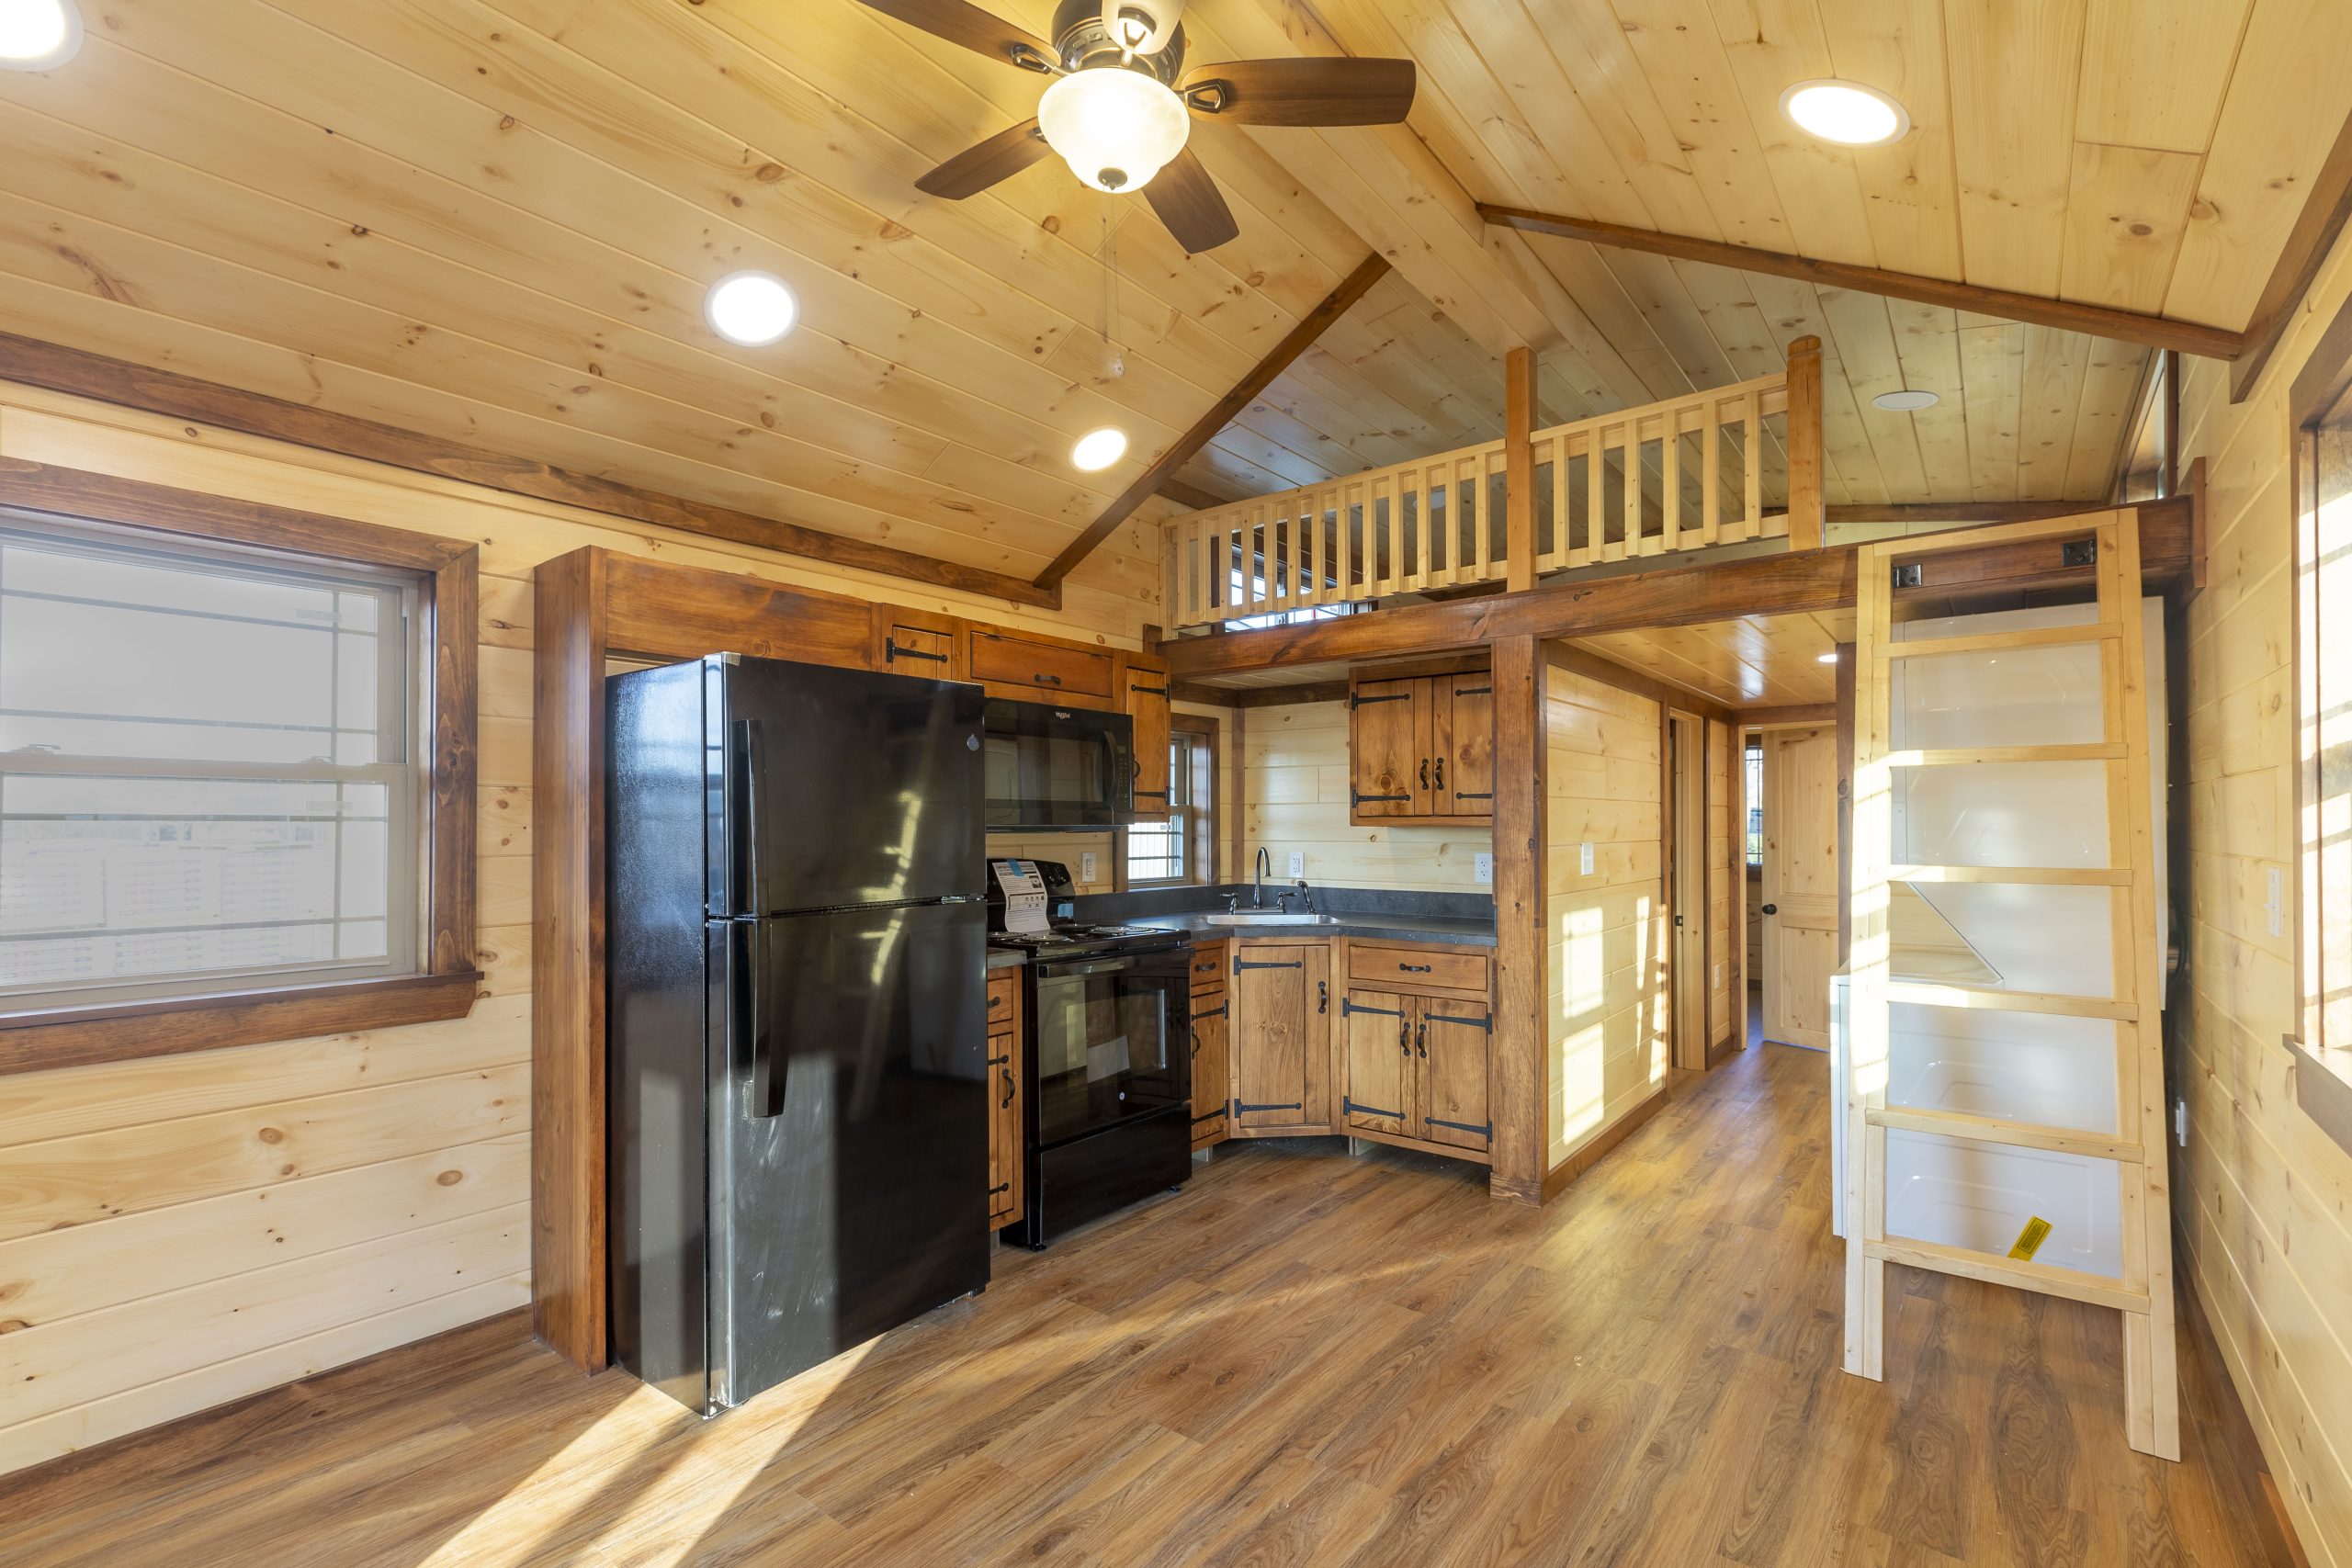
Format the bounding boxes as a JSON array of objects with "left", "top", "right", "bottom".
[{"left": 0, "top": 0, "right": 2343, "bottom": 600}]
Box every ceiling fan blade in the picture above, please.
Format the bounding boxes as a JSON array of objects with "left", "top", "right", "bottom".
[
  {"left": 854, "top": 0, "right": 1058, "bottom": 73},
  {"left": 1145, "top": 147, "right": 1240, "bottom": 254},
  {"left": 1179, "top": 58, "right": 1416, "bottom": 126},
  {"left": 915, "top": 118, "right": 1054, "bottom": 200}
]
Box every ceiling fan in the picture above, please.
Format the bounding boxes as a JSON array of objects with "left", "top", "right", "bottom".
[{"left": 855, "top": 0, "right": 1416, "bottom": 253}]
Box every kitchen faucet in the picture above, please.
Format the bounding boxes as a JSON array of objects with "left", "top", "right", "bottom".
[{"left": 1253, "top": 846, "right": 1272, "bottom": 908}]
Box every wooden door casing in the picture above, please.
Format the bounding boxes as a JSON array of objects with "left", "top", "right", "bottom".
[
  {"left": 1340, "top": 988, "right": 1411, "bottom": 1136},
  {"left": 1229, "top": 942, "right": 1331, "bottom": 1134},
  {"left": 1349, "top": 676, "right": 1430, "bottom": 818},
  {"left": 1416, "top": 1000, "right": 1493, "bottom": 1153},
  {"left": 1763, "top": 726, "right": 1840, "bottom": 1050}
]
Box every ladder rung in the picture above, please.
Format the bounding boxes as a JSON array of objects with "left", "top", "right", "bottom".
[
  {"left": 1879, "top": 981, "right": 2137, "bottom": 1021},
  {"left": 1886, "top": 864, "right": 2130, "bottom": 886},
  {"left": 1870, "top": 1105, "right": 2143, "bottom": 1163},
  {"left": 1884, "top": 743, "right": 2124, "bottom": 766},
  {"left": 1865, "top": 1237, "right": 2149, "bottom": 1314},
  {"left": 1883, "top": 623, "right": 2121, "bottom": 660}
]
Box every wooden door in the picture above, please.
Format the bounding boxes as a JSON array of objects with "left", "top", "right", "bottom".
[
  {"left": 1416, "top": 999, "right": 1492, "bottom": 1152},
  {"left": 1339, "top": 989, "right": 1410, "bottom": 1135},
  {"left": 1669, "top": 715, "right": 1709, "bottom": 1070},
  {"left": 1126, "top": 661, "right": 1171, "bottom": 825},
  {"left": 1349, "top": 675, "right": 1430, "bottom": 818},
  {"left": 1229, "top": 942, "right": 1331, "bottom": 1133},
  {"left": 986, "top": 1024, "right": 1023, "bottom": 1227},
  {"left": 1762, "top": 726, "right": 1839, "bottom": 1050},
  {"left": 1434, "top": 673, "right": 1494, "bottom": 817},
  {"left": 1188, "top": 991, "right": 1228, "bottom": 1149}
]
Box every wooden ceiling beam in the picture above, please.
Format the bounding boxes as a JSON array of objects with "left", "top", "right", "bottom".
[
  {"left": 2230, "top": 104, "right": 2352, "bottom": 401},
  {"left": 1157, "top": 477, "right": 1231, "bottom": 513},
  {"left": 1032, "top": 253, "right": 1390, "bottom": 591},
  {"left": 1826, "top": 501, "right": 2132, "bottom": 525},
  {"left": 1162, "top": 498, "right": 2195, "bottom": 678},
  {"left": 0, "top": 333, "right": 1062, "bottom": 610},
  {"left": 1478, "top": 205, "right": 2247, "bottom": 361}
]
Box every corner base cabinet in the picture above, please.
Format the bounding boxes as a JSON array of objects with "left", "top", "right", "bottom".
[{"left": 1227, "top": 941, "right": 1334, "bottom": 1136}]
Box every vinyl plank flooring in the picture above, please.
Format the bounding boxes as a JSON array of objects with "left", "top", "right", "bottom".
[{"left": 0, "top": 1044, "right": 2297, "bottom": 1568}]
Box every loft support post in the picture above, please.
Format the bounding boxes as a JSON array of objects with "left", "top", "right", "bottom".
[
  {"left": 1489, "top": 634, "right": 1547, "bottom": 1202},
  {"left": 1787, "top": 334, "right": 1825, "bottom": 552},
  {"left": 1505, "top": 346, "right": 1536, "bottom": 592}
]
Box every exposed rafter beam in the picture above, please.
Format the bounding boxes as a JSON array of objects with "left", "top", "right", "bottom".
[
  {"left": 1157, "top": 477, "right": 1231, "bottom": 513},
  {"left": 1478, "top": 206, "right": 2246, "bottom": 362},
  {"left": 1826, "top": 501, "right": 2129, "bottom": 525},
  {"left": 2231, "top": 103, "right": 2352, "bottom": 400},
  {"left": 0, "top": 333, "right": 1061, "bottom": 609},
  {"left": 1033, "top": 252, "right": 1391, "bottom": 591}
]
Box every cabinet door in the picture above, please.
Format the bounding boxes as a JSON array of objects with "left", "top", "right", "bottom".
[
  {"left": 1415, "top": 1001, "right": 1492, "bottom": 1153},
  {"left": 1126, "top": 661, "right": 1172, "bottom": 825},
  {"left": 1436, "top": 674, "right": 1494, "bottom": 818},
  {"left": 970, "top": 630, "right": 1114, "bottom": 705},
  {"left": 876, "top": 614, "right": 963, "bottom": 682},
  {"left": 1340, "top": 989, "right": 1411, "bottom": 1135},
  {"left": 1188, "top": 992, "right": 1229, "bottom": 1149},
  {"left": 987, "top": 1026, "right": 1024, "bottom": 1225},
  {"left": 1349, "top": 676, "right": 1430, "bottom": 818},
  {"left": 1229, "top": 942, "right": 1331, "bottom": 1133}
]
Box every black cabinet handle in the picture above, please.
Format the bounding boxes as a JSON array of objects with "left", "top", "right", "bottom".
[
  {"left": 1317, "top": 980, "right": 1328, "bottom": 1014},
  {"left": 1190, "top": 1026, "right": 1202, "bottom": 1059},
  {"left": 1000, "top": 1066, "right": 1015, "bottom": 1109},
  {"left": 1762, "top": 903, "right": 1778, "bottom": 916},
  {"left": 1434, "top": 757, "right": 1444, "bottom": 790},
  {"left": 1399, "top": 963, "right": 1432, "bottom": 973},
  {"left": 1415, "top": 1021, "right": 1427, "bottom": 1058},
  {"left": 1033, "top": 672, "right": 1062, "bottom": 685},
  {"left": 1419, "top": 757, "right": 1430, "bottom": 789},
  {"left": 1398, "top": 1021, "right": 1410, "bottom": 1056}
]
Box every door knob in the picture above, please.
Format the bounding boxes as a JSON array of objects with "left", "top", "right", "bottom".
[{"left": 1762, "top": 903, "right": 1778, "bottom": 915}]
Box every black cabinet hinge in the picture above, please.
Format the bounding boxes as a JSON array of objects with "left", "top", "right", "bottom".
[
  {"left": 1423, "top": 1011, "right": 1493, "bottom": 1032},
  {"left": 1343, "top": 1097, "right": 1404, "bottom": 1120},
  {"left": 1424, "top": 1116, "right": 1492, "bottom": 1137},
  {"left": 1340, "top": 998, "right": 1406, "bottom": 1019},
  {"left": 1233, "top": 1099, "right": 1305, "bottom": 1115},
  {"left": 1234, "top": 957, "right": 1305, "bottom": 973}
]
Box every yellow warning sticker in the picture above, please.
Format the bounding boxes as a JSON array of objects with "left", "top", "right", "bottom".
[{"left": 2008, "top": 1215, "right": 2053, "bottom": 1261}]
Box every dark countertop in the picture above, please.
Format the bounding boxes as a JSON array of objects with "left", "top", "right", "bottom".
[
  {"left": 986, "top": 948, "right": 1028, "bottom": 972},
  {"left": 1127, "top": 912, "right": 1497, "bottom": 948}
]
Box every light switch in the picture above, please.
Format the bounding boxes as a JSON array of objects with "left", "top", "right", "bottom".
[
  {"left": 1474, "top": 852, "right": 1493, "bottom": 885},
  {"left": 1080, "top": 851, "right": 1098, "bottom": 885},
  {"left": 1580, "top": 842, "right": 1595, "bottom": 876},
  {"left": 1288, "top": 852, "right": 1304, "bottom": 876}
]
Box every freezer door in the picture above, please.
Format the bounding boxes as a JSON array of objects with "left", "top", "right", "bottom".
[
  {"left": 708, "top": 900, "right": 988, "bottom": 1407},
  {"left": 712, "top": 657, "right": 984, "bottom": 918}
]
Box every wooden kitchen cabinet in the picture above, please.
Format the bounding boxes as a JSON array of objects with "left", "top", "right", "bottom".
[
  {"left": 1227, "top": 941, "right": 1332, "bottom": 1135},
  {"left": 1188, "top": 993, "right": 1230, "bottom": 1152},
  {"left": 1346, "top": 667, "right": 1493, "bottom": 826},
  {"left": 872, "top": 605, "right": 966, "bottom": 681},
  {"left": 1340, "top": 988, "right": 1411, "bottom": 1137},
  {"left": 1126, "top": 657, "right": 1171, "bottom": 825},
  {"left": 969, "top": 629, "right": 1115, "bottom": 708},
  {"left": 986, "top": 974, "right": 1024, "bottom": 1229},
  {"left": 1413, "top": 997, "right": 1493, "bottom": 1155},
  {"left": 1336, "top": 944, "right": 1494, "bottom": 1162}
]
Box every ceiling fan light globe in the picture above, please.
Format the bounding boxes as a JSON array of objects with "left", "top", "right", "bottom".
[{"left": 1038, "top": 66, "right": 1190, "bottom": 193}]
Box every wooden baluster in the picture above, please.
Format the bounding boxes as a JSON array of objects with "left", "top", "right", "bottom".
[
  {"left": 1589, "top": 425, "right": 1608, "bottom": 560},
  {"left": 1786, "top": 334, "right": 1824, "bottom": 550},
  {"left": 1702, "top": 400, "right": 1723, "bottom": 546},
  {"left": 1627, "top": 417, "right": 1647, "bottom": 556},
  {"left": 1505, "top": 346, "right": 1534, "bottom": 592},
  {"left": 1662, "top": 406, "right": 1682, "bottom": 555},
  {"left": 1741, "top": 388, "right": 1761, "bottom": 544}
]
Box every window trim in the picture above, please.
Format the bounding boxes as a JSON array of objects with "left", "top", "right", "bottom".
[{"left": 0, "top": 460, "right": 480, "bottom": 1075}]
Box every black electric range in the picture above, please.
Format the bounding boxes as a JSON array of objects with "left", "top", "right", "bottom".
[{"left": 987, "top": 859, "right": 1192, "bottom": 1248}]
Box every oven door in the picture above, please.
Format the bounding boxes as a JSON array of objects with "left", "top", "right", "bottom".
[
  {"left": 1029, "top": 947, "right": 1189, "bottom": 1147},
  {"left": 982, "top": 698, "right": 1135, "bottom": 829}
]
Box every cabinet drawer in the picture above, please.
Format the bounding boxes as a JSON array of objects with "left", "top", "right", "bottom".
[
  {"left": 970, "top": 632, "right": 1114, "bottom": 699},
  {"left": 1187, "top": 943, "right": 1229, "bottom": 987},
  {"left": 1347, "top": 943, "right": 1490, "bottom": 993},
  {"left": 987, "top": 975, "right": 1018, "bottom": 1021}
]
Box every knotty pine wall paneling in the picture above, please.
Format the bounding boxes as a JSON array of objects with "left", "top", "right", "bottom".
[
  {"left": 1242, "top": 699, "right": 1493, "bottom": 893},
  {"left": 0, "top": 379, "right": 1157, "bottom": 1477}
]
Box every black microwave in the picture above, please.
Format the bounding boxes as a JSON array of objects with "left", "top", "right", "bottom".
[{"left": 982, "top": 697, "right": 1134, "bottom": 829}]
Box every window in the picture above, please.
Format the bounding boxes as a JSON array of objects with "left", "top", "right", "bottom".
[
  {"left": 2299, "top": 377, "right": 2352, "bottom": 1118},
  {"left": 1225, "top": 565, "right": 1368, "bottom": 631},
  {"left": 0, "top": 470, "right": 478, "bottom": 1072},
  {"left": 1745, "top": 740, "right": 1765, "bottom": 868},
  {"left": 0, "top": 517, "right": 417, "bottom": 1007},
  {"left": 1127, "top": 724, "right": 1214, "bottom": 886}
]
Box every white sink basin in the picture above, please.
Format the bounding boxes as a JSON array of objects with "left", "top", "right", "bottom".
[{"left": 1204, "top": 911, "right": 1339, "bottom": 926}]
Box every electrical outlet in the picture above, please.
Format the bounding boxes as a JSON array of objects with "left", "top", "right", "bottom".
[
  {"left": 1288, "top": 852, "right": 1304, "bottom": 877},
  {"left": 2267, "top": 866, "right": 2285, "bottom": 938},
  {"left": 1080, "top": 851, "right": 1098, "bottom": 885},
  {"left": 1713, "top": 964, "right": 1722, "bottom": 988},
  {"left": 1474, "top": 852, "right": 1493, "bottom": 885},
  {"left": 1580, "top": 841, "right": 1595, "bottom": 876}
]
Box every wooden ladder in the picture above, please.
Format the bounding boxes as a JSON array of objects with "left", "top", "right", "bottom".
[{"left": 1844, "top": 511, "right": 2178, "bottom": 1461}]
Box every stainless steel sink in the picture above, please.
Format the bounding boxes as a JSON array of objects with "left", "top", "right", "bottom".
[{"left": 1204, "top": 911, "right": 1340, "bottom": 927}]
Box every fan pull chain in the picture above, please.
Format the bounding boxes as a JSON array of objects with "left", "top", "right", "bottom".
[{"left": 1101, "top": 209, "right": 1125, "bottom": 381}]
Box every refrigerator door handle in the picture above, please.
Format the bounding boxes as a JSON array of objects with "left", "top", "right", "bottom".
[
  {"left": 742, "top": 924, "right": 785, "bottom": 1119},
  {"left": 734, "top": 717, "right": 768, "bottom": 918}
]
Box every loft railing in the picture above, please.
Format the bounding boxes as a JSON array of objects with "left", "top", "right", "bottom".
[{"left": 1161, "top": 339, "right": 1823, "bottom": 631}]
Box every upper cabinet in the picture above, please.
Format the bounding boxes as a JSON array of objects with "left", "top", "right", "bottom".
[
  {"left": 872, "top": 605, "right": 967, "bottom": 682},
  {"left": 1347, "top": 665, "right": 1494, "bottom": 826},
  {"left": 1125, "top": 656, "right": 1171, "bottom": 825},
  {"left": 970, "top": 629, "right": 1116, "bottom": 710}
]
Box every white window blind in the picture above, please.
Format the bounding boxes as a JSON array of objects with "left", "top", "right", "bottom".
[{"left": 0, "top": 512, "right": 422, "bottom": 1010}]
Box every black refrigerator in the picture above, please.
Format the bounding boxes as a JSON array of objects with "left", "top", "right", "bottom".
[{"left": 605, "top": 653, "right": 989, "bottom": 1416}]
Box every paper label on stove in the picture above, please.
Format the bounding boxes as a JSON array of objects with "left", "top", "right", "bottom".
[{"left": 992, "top": 859, "right": 1048, "bottom": 934}]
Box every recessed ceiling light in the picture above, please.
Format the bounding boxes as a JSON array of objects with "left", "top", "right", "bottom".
[
  {"left": 704, "top": 271, "right": 798, "bottom": 347},
  {"left": 0, "top": 0, "right": 82, "bottom": 70},
  {"left": 1071, "top": 427, "right": 1129, "bottom": 471},
  {"left": 1817, "top": 651, "right": 1840, "bottom": 664},
  {"left": 1781, "top": 79, "right": 1910, "bottom": 147},
  {"left": 1872, "top": 389, "right": 1940, "bottom": 412}
]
